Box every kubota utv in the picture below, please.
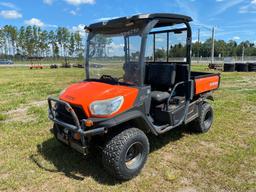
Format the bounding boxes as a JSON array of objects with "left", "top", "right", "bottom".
[{"left": 48, "top": 13, "right": 220, "bottom": 180}]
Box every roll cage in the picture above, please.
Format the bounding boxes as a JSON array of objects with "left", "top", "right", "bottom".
[{"left": 84, "top": 13, "right": 192, "bottom": 87}]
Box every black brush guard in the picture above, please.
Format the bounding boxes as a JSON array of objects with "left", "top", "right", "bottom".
[{"left": 48, "top": 97, "right": 107, "bottom": 154}]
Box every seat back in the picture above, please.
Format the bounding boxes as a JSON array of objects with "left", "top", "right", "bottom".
[
  {"left": 175, "top": 64, "right": 188, "bottom": 83},
  {"left": 174, "top": 64, "right": 189, "bottom": 96},
  {"left": 123, "top": 62, "right": 140, "bottom": 84},
  {"left": 146, "top": 63, "right": 176, "bottom": 91}
]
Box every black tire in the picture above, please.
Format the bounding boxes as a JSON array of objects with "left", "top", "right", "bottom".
[
  {"left": 224, "top": 63, "right": 235, "bottom": 72},
  {"left": 235, "top": 63, "right": 248, "bottom": 72},
  {"left": 248, "top": 63, "right": 256, "bottom": 72},
  {"left": 102, "top": 128, "right": 149, "bottom": 180},
  {"left": 191, "top": 102, "right": 214, "bottom": 133}
]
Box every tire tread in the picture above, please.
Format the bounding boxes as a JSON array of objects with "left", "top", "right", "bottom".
[
  {"left": 191, "top": 102, "right": 213, "bottom": 133},
  {"left": 102, "top": 128, "right": 149, "bottom": 180}
]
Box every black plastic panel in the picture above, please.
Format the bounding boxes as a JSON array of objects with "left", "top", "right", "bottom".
[{"left": 55, "top": 103, "right": 86, "bottom": 125}]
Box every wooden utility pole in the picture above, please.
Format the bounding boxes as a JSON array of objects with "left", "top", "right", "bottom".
[
  {"left": 242, "top": 46, "right": 245, "bottom": 62},
  {"left": 197, "top": 28, "right": 200, "bottom": 64},
  {"left": 211, "top": 27, "right": 215, "bottom": 64}
]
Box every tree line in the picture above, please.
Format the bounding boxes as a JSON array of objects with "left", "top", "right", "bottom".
[
  {"left": 192, "top": 39, "right": 256, "bottom": 58},
  {"left": 0, "top": 25, "right": 84, "bottom": 59},
  {"left": 1, "top": 25, "right": 256, "bottom": 59},
  {"left": 153, "top": 39, "right": 256, "bottom": 60}
]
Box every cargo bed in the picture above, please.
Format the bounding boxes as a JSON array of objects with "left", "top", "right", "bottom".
[{"left": 191, "top": 71, "right": 220, "bottom": 95}]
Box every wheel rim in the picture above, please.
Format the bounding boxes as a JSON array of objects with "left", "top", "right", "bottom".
[
  {"left": 125, "top": 142, "right": 143, "bottom": 170},
  {"left": 204, "top": 110, "right": 213, "bottom": 129}
]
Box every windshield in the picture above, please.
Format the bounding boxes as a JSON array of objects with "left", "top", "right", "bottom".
[{"left": 87, "top": 33, "right": 142, "bottom": 86}]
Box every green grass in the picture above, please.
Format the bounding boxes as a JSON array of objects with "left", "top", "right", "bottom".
[
  {"left": 0, "top": 66, "right": 255, "bottom": 191},
  {"left": 12, "top": 58, "right": 84, "bottom": 65}
]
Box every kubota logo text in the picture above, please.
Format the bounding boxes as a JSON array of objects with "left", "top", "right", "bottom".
[{"left": 210, "top": 82, "right": 218, "bottom": 87}]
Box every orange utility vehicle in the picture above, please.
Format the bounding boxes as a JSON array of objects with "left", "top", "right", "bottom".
[
  {"left": 48, "top": 13, "right": 220, "bottom": 180},
  {"left": 28, "top": 57, "right": 43, "bottom": 69}
]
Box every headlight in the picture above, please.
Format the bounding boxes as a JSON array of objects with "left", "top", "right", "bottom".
[{"left": 90, "top": 96, "right": 124, "bottom": 116}]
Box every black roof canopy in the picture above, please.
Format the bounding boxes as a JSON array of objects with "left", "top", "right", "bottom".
[{"left": 87, "top": 13, "right": 193, "bottom": 34}]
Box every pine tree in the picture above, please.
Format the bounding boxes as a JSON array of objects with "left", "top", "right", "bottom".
[{"left": 69, "top": 33, "right": 75, "bottom": 57}]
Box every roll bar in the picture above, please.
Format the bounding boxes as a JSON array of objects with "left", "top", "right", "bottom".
[{"left": 84, "top": 18, "right": 192, "bottom": 86}]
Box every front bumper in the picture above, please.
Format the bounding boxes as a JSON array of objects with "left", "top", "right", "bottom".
[
  {"left": 48, "top": 97, "right": 107, "bottom": 136},
  {"left": 48, "top": 97, "right": 107, "bottom": 154}
]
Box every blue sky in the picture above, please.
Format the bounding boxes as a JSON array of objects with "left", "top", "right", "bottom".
[{"left": 0, "top": 0, "right": 256, "bottom": 42}]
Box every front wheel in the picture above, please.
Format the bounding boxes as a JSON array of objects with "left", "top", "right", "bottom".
[
  {"left": 102, "top": 128, "right": 149, "bottom": 180},
  {"left": 191, "top": 102, "right": 214, "bottom": 133}
]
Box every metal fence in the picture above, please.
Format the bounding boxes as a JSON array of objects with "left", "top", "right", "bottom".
[{"left": 191, "top": 56, "right": 256, "bottom": 64}]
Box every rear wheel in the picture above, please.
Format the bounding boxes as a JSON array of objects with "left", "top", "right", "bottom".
[
  {"left": 224, "top": 63, "right": 235, "bottom": 72},
  {"left": 191, "top": 102, "right": 214, "bottom": 133},
  {"left": 248, "top": 63, "right": 256, "bottom": 72},
  {"left": 102, "top": 128, "right": 149, "bottom": 180}
]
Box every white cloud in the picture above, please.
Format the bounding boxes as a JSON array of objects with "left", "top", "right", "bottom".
[
  {"left": 47, "top": 24, "right": 58, "bottom": 28},
  {"left": 69, "top": 10, "right": 77, "bottom": 15},
  {"left": 106, "top": 42, "right": 124, "bottom": 56},
  {"left": 192, "top": 39, "right": 198, "bottom": 43},
  {"left": 239, "top": 0, "right": 256, "bottom": 13},
  {"left": 0, "top": 2, "right": 17, "bottom": 9},
  {"left": 175, "top": 0, "right": 198, "bottom": 22},
  {"left": 72, "top": 24, "right": 86, "bottom": 36},
  {"left": 214, "top": 0, "right": 244, "bottom": 15},
  {"left": 65, "top": 0, "right": 95, "bottom": 6},
  {"left": 25, "top": 18, "right": 45, "bottom": 27},
  {"left": 43, "top": 0, "right": 54, "bottom": 5},
  {"left": 64, "top": 7, "right": 80, "bottom": 16},
  {"left": 24, "top": 18, "right": 57, "bottom": 28},
  {"left": 72, "top": 24, "right": 85, "bottom": 31},
  {"left": 155, "top": 37, "right": 164, "bottom": 42},
  {"left": 96, "top": 17, "right": 119, "bottom": 22},
  {"left": 0, "top": 10, "right": 22, "bottom": 19},
  {"left": 233, "top": 36, "right": 240, "bottom": 40}
]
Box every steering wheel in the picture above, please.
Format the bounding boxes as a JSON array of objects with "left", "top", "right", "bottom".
[{"left": 100, "top": 75, "right": 118, "bottom": 82}]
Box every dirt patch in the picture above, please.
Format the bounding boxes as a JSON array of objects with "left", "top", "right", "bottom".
[
  {"left": 177, "top": 187, "right": 198, "bottom": 192},
  {"left": 241, "top": 104, "right": 256, "bottom": 115},
  {"left": 29, "top": 100, "right": 47, "bottom": 107},
  {"left": 2, "top": 100, "right": 47, "bottom": 123}
]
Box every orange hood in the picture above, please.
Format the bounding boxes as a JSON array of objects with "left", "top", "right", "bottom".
[{"left": 59, "top": 81, "right": 138, "bottom": 118}]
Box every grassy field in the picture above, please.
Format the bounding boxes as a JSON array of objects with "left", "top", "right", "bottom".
[
  {"left": 0, "top": 66, "right": 255, "bottom": 192},
  {"left": 11, "top": 58, "right": 84, "bottom": 65}
]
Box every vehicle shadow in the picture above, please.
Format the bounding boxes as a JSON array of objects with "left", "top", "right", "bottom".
[
  {"left": 148, "top": 124, "right": 189, "bottom": 152},
  {"left": 31, "top": 125, "right": 189, "bottom": 185},
  {"left": 30, "top": 138, "right": 120, "bottom": 185}
]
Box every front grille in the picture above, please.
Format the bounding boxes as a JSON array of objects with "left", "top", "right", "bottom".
[{"left": 55, "top": 103, "right": 86, "bottom": 125}]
